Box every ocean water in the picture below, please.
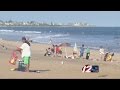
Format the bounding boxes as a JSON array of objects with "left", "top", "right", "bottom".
[{"left": 0, "top": 26, "right": 120, "bottom": 52}]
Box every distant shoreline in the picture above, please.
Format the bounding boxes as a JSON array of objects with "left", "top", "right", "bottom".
[
  {"left": 0, "top": 25, "right": 95, "bottom": 27},
  {"left": 0, "top": 25, "right": 119, "bottom": 28}
]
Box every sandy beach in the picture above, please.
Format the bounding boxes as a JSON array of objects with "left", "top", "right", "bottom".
[{"left": 0, "top": 39, "right": 120, "bottom": 79}]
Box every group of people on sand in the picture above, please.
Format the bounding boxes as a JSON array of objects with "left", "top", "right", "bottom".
[
  {"left": 44, "top": 43, "right": 91, "bottom": 60},
  {"left": 44, "top": 42, "right": 115, "bottom": 62},
  {"left": 44, "top": 44, "right": 62, "bottom": 57},
  {"left": 80, "top": 44, "right": 114, "bottom": 61}
]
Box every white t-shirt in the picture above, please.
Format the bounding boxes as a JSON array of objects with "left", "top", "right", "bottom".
[{"left": 20, "top": 43, "right": 31, "bottom": 58}]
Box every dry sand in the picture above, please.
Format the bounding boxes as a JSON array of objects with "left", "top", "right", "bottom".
[{"left": 0, "top": 39, "right": 120, "bottom": 79}]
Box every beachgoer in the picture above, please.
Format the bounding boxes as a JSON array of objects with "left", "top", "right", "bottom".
[
  {"left": 44, "top": 49, "right": 48, "bottom": 56},
  {"left": 51, "top": 45, "right": 55, "bottom": 54},
  {"left": 73, "top": 46, "right": 78, "bottom": 58},
  {"left": 80, "top": 44, "right": 85, "bottom": 58},
  {"left": 99, "top": 46, "right": 105, "bottom": 60},
  {"left": 59, "top": 46, "right": 62, "bottom": 54},
  {"left": 86, "top": 47, "right": 90, "bottom": 60},
  {"left": 44, "top": 48, "right": 52, "bottom": 56},
  {"left": 104, "top": 52, "right": 109, "bottom": 61},
  {"left": 56, "top": 45, "right": 59, "bottom": 55},
  {"left": 104, "top": 52, "right": 114, "bottom": 61},
  {"left": 15, "top": 37, "right": 31, "bottom": 72},
  {"left": 64, "top": 50, "right": 79, "bottom": 59}
]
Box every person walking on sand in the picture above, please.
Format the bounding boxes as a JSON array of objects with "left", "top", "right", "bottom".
[
  {"left": 99, "top": 46, "right": 105, "bottom": 61},
  {"left": 80, "top": 44, "right": 85, "bottom": 58},
  {"left": 15, "top": 37, "right": 31, "bottom": 72}
]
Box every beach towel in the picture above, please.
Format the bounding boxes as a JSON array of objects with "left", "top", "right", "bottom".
[{"left": 9, "top": 51, "right": 18, "bottom": 65}]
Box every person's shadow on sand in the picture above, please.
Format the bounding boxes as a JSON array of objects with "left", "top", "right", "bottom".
[
  {"left": 29, "top": 69, "right": 50, "bottom": 73},
  {"left": 13, "top": 68, "right": 50, "bottom": 73}
]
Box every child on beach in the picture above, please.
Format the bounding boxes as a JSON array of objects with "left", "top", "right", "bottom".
[
  {"left": 15, "top": 37, "right": 31, "bottom": 72},
  {"left": 44, "top": 48, "right": 52, "bottom": 56}
]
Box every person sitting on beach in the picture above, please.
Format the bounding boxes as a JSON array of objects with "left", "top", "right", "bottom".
[
  {"left": 80, "top": 44, "right": 85, "bottom": 58},
  {"left": 73, "top": 50, "right": 79, "bottom": 59},
  {"left": 104, "top": 52, "right": 114, "bottom": 62},
  {"left": 64, "top": 54, "right": 75, "bottom": 59},
  {"left": 73, "top": 48, "right": 79, "bottom": 58},
  {"left": 44, "top": 48, "right": 52, "bottom": 56},
  {"left": 64, "top": 51, "right": 78, "bottom": 59}
]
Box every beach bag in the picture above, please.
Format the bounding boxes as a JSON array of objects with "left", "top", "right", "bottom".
[{"left": 9, "top": 51, "right": 18, "bottom": 65}]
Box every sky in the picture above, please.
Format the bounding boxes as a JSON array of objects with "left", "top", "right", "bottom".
[{"left": 0, "top": 11, "right": 120, "bottom": 26}]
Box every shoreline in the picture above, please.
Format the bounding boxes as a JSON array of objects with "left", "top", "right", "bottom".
[{"left": 0, "top": 37, "right": 116, "bottom": 53}]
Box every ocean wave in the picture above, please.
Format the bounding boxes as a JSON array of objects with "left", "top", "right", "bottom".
[
  {"left": 31, "top": 33, "right": 69, "bottom": 40},
  {"left": 51, "top": 34, "right": 69, "bottom": 38},
  {"left": 0, "top": 29, "right": 42, "bottom": 34},
  {"left": 0, "top": 29, "right": 15, "bottom": 32},
  {"left": 15, "top": 31, "right": 41, "bottom": 34}
]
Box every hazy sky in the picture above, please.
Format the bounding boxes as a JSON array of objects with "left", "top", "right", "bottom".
[{"left": 0, "top": 11, "right": 120, "bottom": 26}]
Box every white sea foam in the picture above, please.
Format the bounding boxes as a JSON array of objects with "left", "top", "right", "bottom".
[
  {"left": 0, "top": 29, "right": 42, "bottom": 34},
  {"left": 15, "top": 31, "right": 41, "bottom": 34},
  {"left": 0, "top": 29, "right": 14, "bottom": 32}
]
